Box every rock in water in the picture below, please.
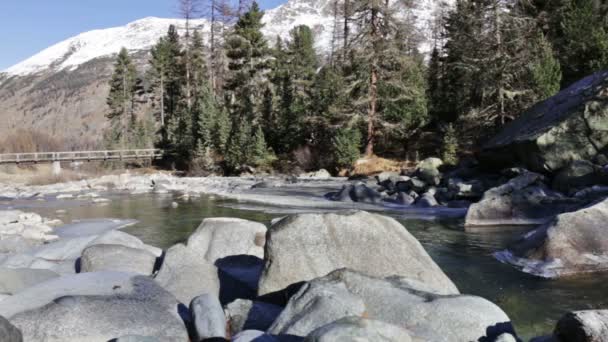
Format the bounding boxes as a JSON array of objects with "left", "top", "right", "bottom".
[
  {"left": 257, "top": 211, "right": 458, "bottom": 296},
  {"left": 0, "top": 315, "right": 22, "bottom": 342},
  {"left": 190, "top": 294, "right": 226, "bottom": 340},
  {"left": 554, "top": 310, "right": 608, "bottom": 342},
  {"left": 80, "top": 244, "right": 157, "bottom": 275},
  {"left": 187, "top": 217, "right": 267, "bottom": 263},
  {"left": 270, "top": 269, "right": 514, "bottom": 341},
  {"left": 481, "top": 70, "right": 608, "bottom": 173},
  {"left": 496, "top": 198, "right": 608, "bottom": 277},
  {"left": 465, "top": 171, "right": 579, "bottom": 228},
  {"left": 304, "top": 317, "right": 412, "bottom": 342},
  {"left": 2, "top": 272, "right": 188, "bottom": 341}
]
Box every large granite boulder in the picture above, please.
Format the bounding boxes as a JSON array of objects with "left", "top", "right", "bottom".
[
  {"left": 481, "top": 70, "right": 608, "bottom": 173},
  {"left": 552, "top": 160, "right": 608, "bottom": 194},
  {"left": 304, "top": 317, "right": 412, "bottom": 342},
  {"left": 187, "top": 217, "right": 267, "bottom": 263},
  {"left": 495, "top": 198, "right": 608, "bottom": 277},
  {"left": 190, "top": 293, "right": 226, "bottom": 340},
  {"left": 257, "top": 211, "right": 458, "bottom": 296},
  {"left": 0, "top": 272, "right": 188, "bottom": 341},
  {"left": 154, "top": 243, "right": 220, "bottom": 304},
  {"left": 80, "top": 244, "right": 157, "bottom": 275},
  {"left": 269, "top": 269, "right": 514, "bottom": 341},
  {"left": 554, "top": 310, "right": 608, "bottom": 342},
  {"left": 465, "top": 171, "right": 580, "bottom": 228}
]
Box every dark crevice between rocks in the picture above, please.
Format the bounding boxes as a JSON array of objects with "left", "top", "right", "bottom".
[{"left": 215, "top": 255, "right": 264, "bottom": 306}]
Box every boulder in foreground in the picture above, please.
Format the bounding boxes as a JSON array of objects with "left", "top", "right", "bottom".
[
  {"left": 258, "top": 211, "right": 458, "bottom": 296},
  {"left": 270, "top": 269, "right": 514, "bottom": 341},
  {"left": 304, "top": 316, "right": 412, "bottom": 342},
  {"left": 554, "top": 310, "right": 608, "bottom": 342}
]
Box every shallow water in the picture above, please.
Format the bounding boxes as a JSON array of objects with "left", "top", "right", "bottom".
[{"left": 14, "top": 193, "right": 608, "bottom": 340}]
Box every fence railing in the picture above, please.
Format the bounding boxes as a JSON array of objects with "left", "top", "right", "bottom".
[{"left": 0, "top": 149, "right": 164, "bottom": 164}]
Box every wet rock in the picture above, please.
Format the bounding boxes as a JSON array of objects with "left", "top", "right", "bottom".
[
  {"left": 258, "top": 211, "right": 458, "bottom": 296},
  {"left": 554, "top": 310, "right": 608, "bottom": 342},
  {"left": 326, "top": 184, "right": 381, "bottom": 203},
  {"left": 496, "top": 198, "right": 608, "bottom": 277},
  {"left": 187, "top": 217, "right": 267, "bottom": 264},
  {"left": 190, "top": 294, "right": 226, "bottom": 340},
  {"left": 225, "top": 299, "right": 284, "bottom": 336},
  {"left": 80, "top": 244, "right": 157, "bottom": 275},
  {"left": 415, "top": 192, "right": 438, "bottom": 207},
  {"left": 304, "top": 317, "right": 412, "bottom": 342},
  {"left": 465, "top": 171, "right": 579, "bottom": 228},
  {"left": 6, "top": 273, "right": 187, "bottom": 341},
  {"left": 0, "top": 315, "right": 22, "bottom": 342},
  {"left": 155, "top": 243, "right": 220, "bottom": 304},
  {"left": 0, "top": 268, "right": 59, "bottom": 295},
  {"left": 481, "top": 70, "right": 608, "bottom": 173},
  {"left": 271, "top": 269, "right": 513, "bottom": 340},
  {"left": 552, "top": 160, "right": 608, "bottom": 194}
]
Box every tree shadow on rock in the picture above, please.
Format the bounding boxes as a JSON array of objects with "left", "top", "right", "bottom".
[{"left": 478, "top": 321, "right": 520, "bottom": 342}]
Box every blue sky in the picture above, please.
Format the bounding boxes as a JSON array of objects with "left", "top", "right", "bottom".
[{"left": 0, "top": 0, "right": 284, "bottom": 70}]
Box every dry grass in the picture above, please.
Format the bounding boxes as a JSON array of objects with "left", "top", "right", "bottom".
[{"left": 347, "top": 155, "right": 415, "bottom": 176}]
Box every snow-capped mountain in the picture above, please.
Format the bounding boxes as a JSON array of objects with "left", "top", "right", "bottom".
[{"left": 0, "top": 0, "right": 453, "bottom": 146}]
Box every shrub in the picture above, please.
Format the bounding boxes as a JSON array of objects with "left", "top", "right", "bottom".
[
  {"left": 442, "top": 124, "right": 459, "bottom": 165},
  {"left": 331, "top": 128, "right": 361, "bottom": 170}
]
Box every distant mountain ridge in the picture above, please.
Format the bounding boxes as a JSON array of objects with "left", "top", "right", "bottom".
[{"left": 0, "top": 0, "right": 453, "bottom": 146}]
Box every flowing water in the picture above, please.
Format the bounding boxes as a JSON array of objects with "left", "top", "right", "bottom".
[{"left": 10, "top": 192, "right": 608, "bottom": 340}]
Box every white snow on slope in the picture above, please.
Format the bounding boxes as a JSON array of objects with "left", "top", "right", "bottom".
[{"left": 5, "top": 0, "right": 454, "bottom": 76}]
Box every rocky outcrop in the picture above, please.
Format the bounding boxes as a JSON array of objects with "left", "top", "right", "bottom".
[
  {"left": 269, "top": 269, "right": 514, "bottom": 341},
  {"left": 0, "top": 315, "right": 22, "bottom": 342},
  {"left": 304, "top": 317, "right": 412, "bottom": 342},
  {"left": 496, "top": 198, "right": 608, "bottom": 277},
  {"left": 0, "top": 268, "right": 59, "bottom": 295},
  {"left": 465, "top": 171, "right": 580, "bottom": 228},
  {"left": 481, "top": 70, "right": 608, "bottom": 173},
  {"left": 257, "top": 211, "right": 458, "bottom": 296},
  {"left": 554, "top": 310, "right": 608, "bottom": 342},
  {"left": 190, "top": 294, "right": 226, "bottom": 340},
  {"left": 80, "top": 244, "right": 157, "bottom": 275},
  {"left": 1, "top": 272, "right": 188, "bottom": 341}
]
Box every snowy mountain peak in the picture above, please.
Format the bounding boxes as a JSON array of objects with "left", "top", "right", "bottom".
[{"left": 5, "top": 0, "right": 454, "bottom": 76}]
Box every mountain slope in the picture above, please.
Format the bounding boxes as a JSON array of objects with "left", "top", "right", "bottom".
[{"left": 0, "top": 0, "right": 453, "bottom": 148}]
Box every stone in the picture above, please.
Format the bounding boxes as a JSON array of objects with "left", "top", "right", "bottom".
[
  {"left": 465, "top": 171, "right": 580, "bottom": 228},
  {"left": 481, "top": 70, "right": 608, "bottom": 173},
  {"left": 88, "top": 230, "right": 162, "bottom": 257},
  {"left": 495, "top": 333, "right": 518, "bottom": 342},
  {"left": 190, "top": 294, "right": 226, "bottom": 340},
  {"left": 268, "top": 278, "right": 366, "bottom": 335},
  {"left": 304, "top": 317, "right": 412, "bottom": 342},
  {"left": 404, "top": 177, "right": 427, "bottom": 192},
  {"left": 80, "top": 244, "right": 157, "bottom": 275},
  {"left": 375, "top": 171, "right": 401, "bottom": 183},
  {"left": 225, "top": 299, "right": 284, "bottom": 336},
  {"left": 300, "top": 169, "right": 331, "bottom": 179},
  {"left": 554, "top": 310, "right": 608, "bottom": 342},
  {"left": 258, "top": 211, "right": 458, "bottom": 296},
  {"left": 394, "top": 192, "right": 415, "bottom": 205},
  {"left": 415, "top": 192, "right": 438, "bottom": 207},
  {"left": 495, "top": 198, "right": 608, "bottom": 277},
  {"left": 326, "top": 184, "right": 382, "bottom": 203},
  {"left": 187, "top": 217, "right": 267, "bottom": 263},
  {"left": 448, "top": 178, "right": 485, "bottom": 199},
  {"left": 0, "top": 315, "right": 22, "bottom": 342},
  {"left": 155, "top": 243, "right": 220, "bottom": 304},
  {"left": 1, "top": 272, "right": 188, "bottom": 341},
  {"left": 552, "top": 160, "right": 608, "bottom": 194},
  {"left": 414, "top": 158, "right": 443, "bottom": 186},
  {"left": 0, "top": 267, "right": 59, "bottom": 295},
  {"left": 113, "top": 336, "right": 161, "bottom": 342},
  {"left": 271, "top": 269, "right": 514, "bottom": 341}
]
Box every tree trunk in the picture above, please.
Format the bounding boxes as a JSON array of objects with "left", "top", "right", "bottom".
[
  {"left": 210, "top": 0, "right": 217, "bottom": 95},
  {"left": 365, "top": 3, "right": 379, "bottom": 157},
  {"left": 185, "top": 18, "right": 192, "bottom": 111},
  {"left": 343, "top": 0, "right": 349, "bottom": 61}
]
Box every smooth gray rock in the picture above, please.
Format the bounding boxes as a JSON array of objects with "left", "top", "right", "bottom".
[
  {"left": 465, "top": 171, "right": 579, "bottom": 228},
  {"left": 88, "top": 230, "right": 162, "bottom": 257},
  {"left": 304, "top": 317, "right": 412, "bottom": 342},
  {"left": 481, "top": 70, "right": 608, "bottom": 173},
  {"left": 80, "top": 244, "right": 157, "bottom": 275},
  {"left": 0, "top": 267, "right": 59, "bottom": 295},
  {"left": 190, "top": 294, "right": 226, "bottom": 340},
  {"left": 554, "top": 310, "right": 608, "bottom": 342},
  {"left": 496, "top": 198, "right": 608, "bottom": 277},
  {"left": 270, "top": 269, "right": 514, "bottom": 341},
  {"left": 495, "top": 333, "right": 518, "bottom": 342},
  {"left": 114, "top": 336, "right": 161, "bottom": 342},
  {"left": 4, "top": 272, "right": 187, "bottom": 341},
  {"left": 155, "top": 243, "right": 220, "bottom": 304},
  {"left": 225, "top": 299, "right": 284, "bottom": 336},
  {"left": 0, "top": 315, "right": 22, "bottom": 342},
  {"left": 415, "top": 192, "right": 438, "bottom": 207},
  {"left": 187, "top": 217, "right": 267, "bottom": 264},
  {"left": 258, "top": 211, "right": 458, "bottom": 296},
  {"left": 232, "top": 330, "right": 303, "bottom": 342}
]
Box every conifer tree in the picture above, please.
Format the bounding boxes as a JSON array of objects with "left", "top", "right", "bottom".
[
  {"left": 531, "top": 33, "right": 562, "bottom": 100},
  {"left": 107, "top": 47, "right": 139, "bottom": 149},
  {"left": 148, "top": 37, "right": 171, "bottom": 130}
]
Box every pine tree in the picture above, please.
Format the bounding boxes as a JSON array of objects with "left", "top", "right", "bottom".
[
  {"left": 442, "top": 123, "right": 458, "bottom": 165},
  {"left": 148, "top": 36, "right": 171, "bottom": 142},
  {"left": 331, "top": 128, "right": 361, "bottom": 169},
  {"left": 531, "top": 33, "right": 562, "bottom": 100},
  {"left": 106, "top": 47, "right": 138, "bottom": 149},
  {"left": 214, "top": 107, "right": 230, "bottom": 153},
  {"left": 427, "top": 47, "right": 444, "bottom": 121}
]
